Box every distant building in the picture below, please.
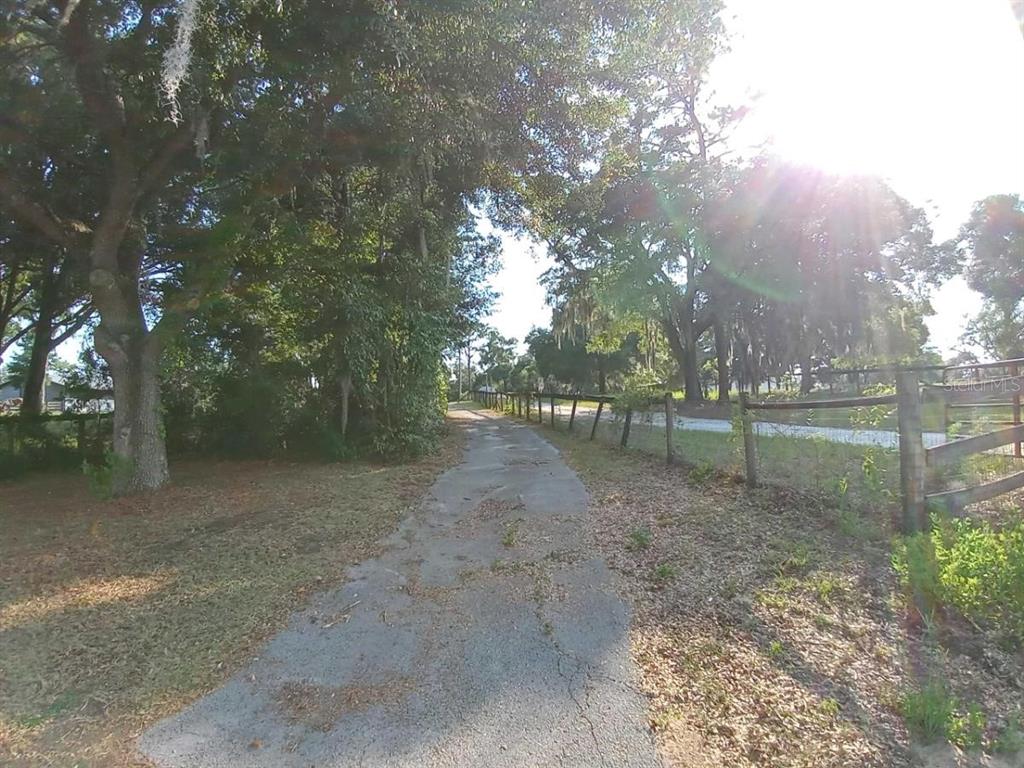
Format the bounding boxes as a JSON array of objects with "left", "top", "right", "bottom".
[{"left": 0, "top": 378, "right": 113, "bottom": 413}]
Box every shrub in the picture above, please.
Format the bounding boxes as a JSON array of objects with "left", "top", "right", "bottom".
[
  {"left": 893, "top": 513, "right": 1024, "bottom": 641},
  {"left": 932, "top": 516, "right": 1024, "bottom": 640}
]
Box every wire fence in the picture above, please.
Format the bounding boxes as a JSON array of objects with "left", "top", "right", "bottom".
[
  {"left": 478, "top": 390, "right": 899, "bottom": 518},
  {"left": 475, "top": 368, "right": 1024, "bottom": 531}
]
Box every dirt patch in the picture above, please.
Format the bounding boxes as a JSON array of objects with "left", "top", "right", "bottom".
[
  {"left": 274, "top": 678, "right": 414, "bottom": 732},
  {"left": 542, "top": 426, "right": 1024, "bottom": 768},
  {"left": 472, "top": 497, "right": 526, "bottom": 521}
]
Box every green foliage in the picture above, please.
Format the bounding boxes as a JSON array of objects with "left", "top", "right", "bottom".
[
  {"left": 626, "top": 527, "right": 652, "bottom": 551},
  {"left": 995, "top": 719, "right": 1024, "bottom": 754},
  {"left": 947, "top": 704, "right": 987, "bottom": 750},
  {"left": 651, "top": 563, "right": 677, "bottom": 583},
  {"left": 901, "top": 681, "right": 956, "bottom": 743},
  {"left": 82, "top": 451, "right": 133, "bottom": 500},
  {"left": 611, "top": 372, "right": 662, "bottom": 415},
  {"left": 688, "top": 460, "right": 717, "bottom": 484},
  {"left": 894, "top": 515, "right": 1024, "bottom": 641}
]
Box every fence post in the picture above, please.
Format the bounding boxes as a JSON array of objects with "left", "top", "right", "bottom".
[
  {"left": 620, "top": 408, "right": 633, "bottom": 448},
  {"left": 550, "top": 395, "right": 555, "bottom": 426},
  {"left": 590, "top": 400, "right": 604, "bottom": 441},
  {"left": 664, "top": 392, "right": 675, "bottom": 464},
  {"left": 896, "top": 371, "right": 926, "bottom": 534},
  {"left": 77, "top": 415, "right": 87, "bottom": 458},
  {"left": 738, "top": 392, "right": 757, "bottom": 488},
  {"left": 1011, "top": 362, "right": 1022, "bottom": 458},
  {"left": 568, "top": 394, "right": 579, "bottom": 432}
]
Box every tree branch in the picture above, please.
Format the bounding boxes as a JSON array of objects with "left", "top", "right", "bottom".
[{"left": 0, "top": 168, "right": 75, "bottom": 248}]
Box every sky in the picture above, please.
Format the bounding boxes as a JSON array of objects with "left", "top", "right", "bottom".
[{"left": 483, "top": 0, "right": 1024, "bottom": 357}]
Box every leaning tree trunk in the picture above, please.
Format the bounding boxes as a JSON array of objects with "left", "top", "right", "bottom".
[{"left": 20, "top": 312, "right": 53, "bottom": 416}]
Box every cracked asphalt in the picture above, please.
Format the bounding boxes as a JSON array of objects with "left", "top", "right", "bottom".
[{"left": 140, "top": 405, "right": 663, "bottom": 767}]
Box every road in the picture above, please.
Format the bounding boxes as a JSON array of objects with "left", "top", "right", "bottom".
[{"left": 140, "top": 405, "right": 663, "bottom": 768}]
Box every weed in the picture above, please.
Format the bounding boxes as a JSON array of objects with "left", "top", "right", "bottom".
[
  {"left": 502, "top": 522, "right": 518, "bottom": 548},
  {"left": 626, "top": 527, "right": 652, "bottom": 551},
  {"left": 721, "top": 576, "right": 740, "bottom": 599},
  {"left": 894, "top": 515, "right": 1024, "bottom": 641},
  {"left": 995, "top": 720, "right": 1024, "bottom": 754},
  {"left": 811, "top": 574, "right": 844, "bottom": 605},
  {"left": 820, "top": 697, "right": 840, "bottom": 718},
  {"left": 766, "top": 539, "right": 814, "bottom": 577},
  {"left": 947, "top": 703, "right": 986, "bottom": 750},
  {"left": 901, "top": 680, "right": 955, "bottom": 743},
  {"left": 688, "top": 460, "right": 716, "bottom": 484},
  {"left": 651, "top": 706, "right": 684, "bottom": 731},
  {"left": 82, "top": 450, "right": 132, "bottom": 499},
  {"left": 651, "top": 563, "right": 677, "bottom": 583},
  {"left": 768, "top": 640, "right": 784, "bottom": 658},
  {"left": 755, "top": 590, "right": 791, "bottom": 611}
]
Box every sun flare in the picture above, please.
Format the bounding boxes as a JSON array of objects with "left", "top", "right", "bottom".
[{"left": 718, "top": 0, "right": 1024, "bottom": 187}]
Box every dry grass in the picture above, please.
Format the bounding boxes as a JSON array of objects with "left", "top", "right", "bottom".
[
  {"left": 0, "top": 426, "right": 464, "bottom": 767},
  {"left": 541, "top": 425, "right": 1024, "bottom": 768}
]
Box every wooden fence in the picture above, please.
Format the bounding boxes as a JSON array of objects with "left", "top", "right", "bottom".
[
  {"left": 475, "top": 359, "right": 1024, "bottom": 535},
  {"left": 0, "top": 411, "right": 114, "bottom": 458}
]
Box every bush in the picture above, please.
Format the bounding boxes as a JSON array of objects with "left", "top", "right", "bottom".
[
  {"left": 932, "top": 515, "right": 1024, "bottom": 640},
  {"left": 894, "top": 513, "right": 1024, "bottom": 641}
]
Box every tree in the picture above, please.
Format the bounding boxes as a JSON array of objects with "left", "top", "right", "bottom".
[
  {"left": 949, "top": 194, "right": 1024, "bottom": 359},
  {"left": 2, "top": 0, "right": 675, "bottom": 492}
]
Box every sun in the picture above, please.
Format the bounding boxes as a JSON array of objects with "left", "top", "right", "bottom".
[{"left": 716, "top": 0, "right": 1024, "bottom": 186}]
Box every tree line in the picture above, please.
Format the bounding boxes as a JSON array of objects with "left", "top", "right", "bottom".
[
  {"left": 1, "top": 0, "right": 740, "bottom": 493},
  {"left": 2, "top": 1, "right": 1021, "bottom": 493}
]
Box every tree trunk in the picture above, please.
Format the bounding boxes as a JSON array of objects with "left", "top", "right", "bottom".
[
  {"left": 20, "top": 326, "right": 51, "bottom": 416},
  {"left": 91, "top": 268, "right": 170, "bottom": 495},
  {"left": 680, "top": 318, "right": 702, "bottom": 404},
  {"left": 713, "top": 318, "right": 730, "bottom": 405},
  {"left": 800, "top": 355, "right": 814, "bottom": 395},
  {"left": 339, "top": 372, "right": 352, "bottom": 437}
]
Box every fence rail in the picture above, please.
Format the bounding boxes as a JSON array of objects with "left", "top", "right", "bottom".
[
  {"left": 0, "top": 411, "right": 114, "bottom": 459},
  {"left": 475, "top": 358, "right": 1024, "bottom": 533}
]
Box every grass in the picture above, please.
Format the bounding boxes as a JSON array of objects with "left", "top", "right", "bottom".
[
  {"left": 650, "top": 563, "right": 677, "bottom": 583},
  {"left": 574, "top": 409, "right": 902, "bottom": 514},
  {"left": 502, "top": 521, "right": 519, "bottom": 547},
  {"left": 626, "top": 527, "right": 652, "bottom": 551},
  {"left": 0, "top": 426, "right": 463, "bottom": 766},
  {"left": 901, "top": 681, "right": 989, "bottom": 749}
]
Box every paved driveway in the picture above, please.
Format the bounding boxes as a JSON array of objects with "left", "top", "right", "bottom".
[{"left": 140, "top": 406, "right": 662, "bottom": 768}]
